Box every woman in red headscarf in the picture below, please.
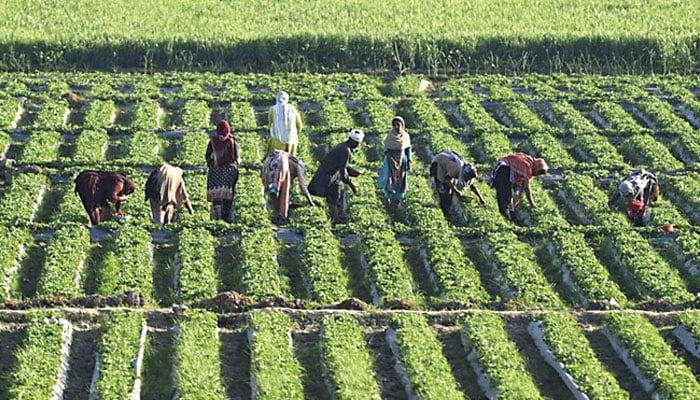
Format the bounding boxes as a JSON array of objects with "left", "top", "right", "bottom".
[
  {"left": 489, "top": 153, "right": 548, "bottom": 221},
  {"left": 206, "top": 120, "right": 241, "bottom": 222}
]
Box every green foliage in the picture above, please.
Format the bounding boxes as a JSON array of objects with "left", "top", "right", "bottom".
[
  {"left": 461, "top": 311, "right": 543, "bottom": 399},
  {"left": 389, "top": 313, "right": 464, "bottom": 399},
  {"left": 248, "top": 311, "right": 304, "bottom": 400},
  {"left": 605, "top": 312, "right": 700, "bottom": 399},
  {"left": 320, "top": 314, "right": 381, "bottom": 400},
  {"left": 174, "top": 310, "right": 227, "bottom": 399}
]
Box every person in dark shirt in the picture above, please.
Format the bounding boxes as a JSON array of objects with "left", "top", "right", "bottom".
[
  {"left": 75, "top": 170, "right": 136, "bottom": 225},
  {"left": 308, "top": 129, "right": 364, "bottom": 223}
]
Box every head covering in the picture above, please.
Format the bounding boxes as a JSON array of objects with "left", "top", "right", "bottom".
[
  {"left": 217, "top": 120, "right": 230, "bottom": 138},
  {"left": 618, "top": 180, "right": 634, "bottom": 198},
  {"left": 349, "top": 128, "right": 365, "bottom": 143},
  {"left": 532, "top": 158, "right": 548, "bottom": 175},
  {"left": 458, "top": 163, "right": 477, "bottom": 188},
  {"left": 270, "top": 91, "right": 298, "bottom": 144},
  {"left": 211, "top": 120, "right": 236, "bottom": 166},
  {"left": 151, "top": 164, "right": 188, "bottom": 207},
  {"left": 277, "top": 91, "right": 289, "bottom": 105},
  {"left": 122, "top": 177, "right": 137, "bottom": 195},
  {"left": 502, "top": 153, "right": 546, "bottom": 183},
  {"left": 384, "top": 116, "right": 411, "bottom": 151}
]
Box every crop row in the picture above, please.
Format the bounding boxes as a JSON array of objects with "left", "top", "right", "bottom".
[
  {"left": 4, "top": 309, "right": 700, "bottom": 399},
  {"left": 1, "top": 176, "right": 699, "bottom": 307}
]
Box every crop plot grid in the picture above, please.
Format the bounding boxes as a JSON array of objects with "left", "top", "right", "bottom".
[{"left": 1, "top": 72, "right": 700, "bottom": 399}]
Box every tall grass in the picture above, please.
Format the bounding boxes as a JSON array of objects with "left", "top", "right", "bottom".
[{"left": 0, "top": 0, "right": 697, "bottom": 73}]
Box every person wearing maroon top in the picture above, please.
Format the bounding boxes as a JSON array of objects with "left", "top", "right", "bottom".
[
  {"left": 206, "top": 120, "right": 241, "bottom": 222},
  {"left": 75, "top": 170, "right": 136, "bottom": 225}
]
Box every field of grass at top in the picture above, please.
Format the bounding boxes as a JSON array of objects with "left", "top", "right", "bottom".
[{"left": 0, "top": 0, "right": 698, "bottom": 74}]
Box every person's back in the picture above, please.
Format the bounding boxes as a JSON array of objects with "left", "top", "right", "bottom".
[
  {"left": 267, "top": 91, "right": 301, "bottom": 156},
  {"left": 146, "top": 164, "right": 193, "bottom": 225},
  {"left": 319, "top": 141, "right": 351, "bottom": 177}
]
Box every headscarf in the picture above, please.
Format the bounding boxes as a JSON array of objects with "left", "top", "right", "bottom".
[
  {"left": 211, "top": 120, "right": 235, "bottom": 166},
  {"left": 458, "top": 163, "right": 477, "bottom": 189},
  {"left": 152, "top": 164, "right": 188, "bottom": 207},
  {"left": 502, "top": 153, "right": 547, "bottom": 183},
  {"left": 270, "top": 91, "right": 298, "bottom": 144},
  {"left": 384, "top": 116, "right": 411, "bottom": 151}
]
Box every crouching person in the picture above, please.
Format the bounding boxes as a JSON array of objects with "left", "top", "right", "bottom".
[
  {"left": 262, "top": 150, "right": 315, "bottom": 225},
  {"left": 308, "top": 129, "right": 364, "bottom": 223},
  {"left": 145, "top": 164, "right": 194, "bottom": 225},
  {"left": 608, "top": 169, "right": 658, "bottom": 226},
  {"left": 489, "top": 153, "right": 548, "bottom": 221},
  {"left": 75, "top": 170, "right": 136, "bottom": 225},
  {"left": 430, "top": 150, "right": 485, "bottom": 220}
]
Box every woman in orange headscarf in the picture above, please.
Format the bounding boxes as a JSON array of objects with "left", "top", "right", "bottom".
[
  {"left": 489, "top": 153, "right": 548, "bottom": 221},
  {"left": 206, "top": 120, "right": 241, "bottom": 222}
]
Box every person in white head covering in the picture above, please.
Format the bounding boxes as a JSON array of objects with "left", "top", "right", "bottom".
[
  {"left": 430, "top": 150, "right": 485, "bottom": 219},
  {"left": 608, "top": 169, "right": 658, "bottom": 226},
  {"left": 266, "top": 91, "right": 302, "bottom": 157},
  {"left": 377, "top": 116, "right": 412, "bottom": 206},
  {"left": 308, "top": 129, "right": 364, "bottom": 223}
]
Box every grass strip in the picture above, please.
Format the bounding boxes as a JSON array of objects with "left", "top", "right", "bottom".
[
  {"left": 248, "top": 310, "right": 304, "bottom": 400},
  {"left": 320, "top": 314, "right": 380, "bottom": 400}
]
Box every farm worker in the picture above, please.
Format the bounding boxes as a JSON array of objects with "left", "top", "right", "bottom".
[
  {"left": 206, "top": 119, "right": 241, "bottom": 222},
  {"left": 308, "top": 128, "right": 364, "bottom": 223},
  {"left": 75, "top": 170, "right": 136, "bottom": 225},
  {"left": 430, "top": 150, "right": 485, "bottom": 219},
  {"left": 489, "top": 152, "right": 548, "bottom": 221},
  {"left": 608, "top": 169, "right": 658, "bottom": 226},
  {"left": 144, "top": 164, "right": 194, "bottom": 225},
  {"left": 266, "top": 91, "right": 302, "bottom": 157},
  {"left": 377, "top": 116, "right": 412, "bottom": 206},
  {"left": 261, "top": 150, "right": 315, "bottom": 225}
]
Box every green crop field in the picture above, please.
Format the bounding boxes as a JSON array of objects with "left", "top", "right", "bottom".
[
  {"left": 0, "top": 0, "right": 698, "bottom": 73},
  {"left": 1, "top": 2, "right": 700, "bottom": 400}
]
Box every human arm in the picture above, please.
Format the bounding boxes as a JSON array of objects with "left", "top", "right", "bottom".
[
  {"left": 184, "top": 198, "right": 194, "bottom": 215},
  {"left": 205, "top": 142, "right": 215, "bottom": 167},
  {"left": 295, "top": 164, "right": 315, "bottom": 207},
  {"left": 405, "top": 147, "right": 412, "bottom": 171},
  {"left": 608, "top": 189, "right": 620, "bottom": 208},
  {"left": 295, "top": 110, "right": 302, "bottom": 133},
  {"left": 523, "top": 178, "right": 537, "bottom": 208},
  {"left": 179, "top": 181, "right": 194, "bottom": 216},
  {"left": 233, "top": 137, "right": 242, "bottom": 165},
  {"left": 470, "top": 183, "right": 486, "bottom": 205}
]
